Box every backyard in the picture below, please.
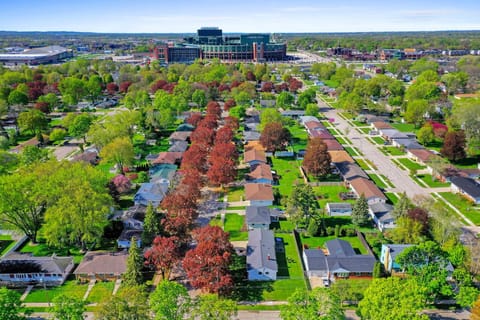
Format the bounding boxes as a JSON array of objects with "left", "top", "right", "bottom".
[
  {"left": 271, "top": 157, "right": 303, "bottom": 197},
  {"left": 210, "top": 213, "right": 248, "bottom": 241},
  {"left": 300, "top": 234, "right": 367, "bottom": 255},
  {"left": 20, "top": 241, "right": 85, "bottom": 264}
]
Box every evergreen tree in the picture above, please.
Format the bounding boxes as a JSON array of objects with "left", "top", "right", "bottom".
[
  {"left": 142, "top": 203, "right": 161, "bottom": 245},
  {"left": 123, "top": 237, "right": 144, "bottom": 286},
  {"left": 351, "top": 195, "right": 369, "bottom": 227}
]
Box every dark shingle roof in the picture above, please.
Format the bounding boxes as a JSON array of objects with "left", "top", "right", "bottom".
[
  {"left": 247, "top": 229, "right": 278, "bottom": 271},
  {"left": 0, "top": 253, "right": 73, "bottom": 274},
  {"left": 304, "top": 249, "right": 327, "bottom": 270},
  {"left": 326, "top": 239, "right": 356, "bottom": 257},
  {"left": 246, "top": 206, "right": 272, "bottom": 225},
  {"left": 451, "top": 176, "right": 480, "bottom": 198}
]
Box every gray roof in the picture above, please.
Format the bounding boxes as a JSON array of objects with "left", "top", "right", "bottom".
[
  {"left": 244, "top": 122, "right": 259, "bottom": 131},
  {"left": 327, "top": 203, "right": 352, "bottom": 210},
  {"left": 451, "top": 176, "right": 480, "bottom": 198},
  {"left": 246, "top": 206, "right": 272, "bottom": 225},
  {"left": 299, "top": 116, "right": 320, "bottom": 125},
  {"left": 74, "top": 251, "right": 128, "bottom": 275},
  {"left": 336, "top": 162, "right": 368, "bottom": 181},
  {"left": 281, "top": 110, "right": 305, "bottom": 116},
  {"left": 304, "top": 249, "right": 327, "bottom": 270},
  {"left": 326, "top": 256, "right": 376, "bottom": 273},
  {"left": 381, "top": 129, "right": 408, "bottom": 139},
  {"left": 394, "top": 138, "right": 424, "bottom": 150},
  {"left": 118, "top": 229, "right": 143, "bottom": 242},
  {"left": 244, "top": 131, "right": 261, "bottom": 141},
  {"left": 247, "top": 229, "right": 278, "bottom": 272},
  {"left": 168, "top": 140, "right": 189, "bottom": 152},
  {"left": 149, "top": 164, "right": 177, "bottom": 182},
  {"left": 382, "top": 244, "right": 413, "bottom": 262},
  {"left": 0, "top": 253, "right": 73, "bottom": 274},
  {"left": 134, "top": 183, "right": 168, "bottom": 204},
  {"left": 326, "top": 239, "right": 356, "bottom": 257}
]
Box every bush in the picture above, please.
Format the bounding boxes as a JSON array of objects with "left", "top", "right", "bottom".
[
  {"left": 345, "top": 228, "right": 357, "bottom": 237},
  {"left": 326, "top": 226, "right": 335, "bottom": 236},
  {"left": 307, "top": 220, "right": 319, "bottom": 237}
]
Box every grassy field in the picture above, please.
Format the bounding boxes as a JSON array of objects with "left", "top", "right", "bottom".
[
  {"left": 224, "top": 214, "right": 248, "bottom": 241},
  {"left": 227, "top": 186, "right": 244, "bottom": 202},
  {"left": 288, "top": 124, "right": 309, "bottom": 152},
  {"left": 385, "top": 192, "right": 399, "bottom": 205},
  {"left": 87, "top": 281, "right": 114, "bottom": 303},
  {"left": 415, "top": 174, "right": 450, "bottom": 188},
  {"left": 271, "top": 157, "right": 303, "bottom": 197},
  {"left": 300, "top": 235, "right": 367, "bottom": 254},
  {"left": 397, "top": 158, "right": 426, "bottom": 171},
  {"left": 438, "top": 192, "right": 480, "bottom": 225},
  {"left": 324, "top": 80, "right": 340, "bottom": 88},
  {"left": 20, "top": 241, "right": 84, "bottom": 264},
  {"left": 382, "top": 146, "right": 406, "bottom": 156},
  {"left": 24, "top": 280, "right": 88, "bottom": 303},
  {"left": 312, "top": 185, "right": 352, "bottom": 208},
  {"left": 371, "top": 136, "right": 385, "bottom": 145}
]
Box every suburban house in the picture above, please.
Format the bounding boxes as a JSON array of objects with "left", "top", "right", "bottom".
[
  {"left": 380, "top": 244, "right": 413, "bottom": 273},
  {"left": 149, "top": 164, "right": 177, "bottom": 184},
  {"left": 450, "top": 176, "right": 480, "bottom": 204},
  {"left": 71, "top": 149, "right": 100, "bottom": 165},
  {"left": 244, "top": 149, "right": 267, "bottom": 167},
  {"left": 371, "top": 121, "right": 393, "bottom": 132},
  {"left": 336, "top": 162, "right": 369, "bottom": 182},
  {"left": 323, "top": 139, "right": 344, "bottom": 151},
  {"left": 74, "top": 251, "right": 128, "bottom": 282},
  {"left": 304, "top": 121, "right": 324, "bottom": 135},
  {"left": 117, "top": 229, "right": 143, "bottom": 249},
  {"left": 326, "top": 203, "right": 353, "bottom": 216},
  {"left": 0, "top": 253, "right": 74, "bottom": 287},
  {"left": 378, "top": 129, "right": 408, "bottom": 141},
  {"left": 303, "top": 239, "right": 376, "bottom": 280},
  {"left": 281, "top": 110, "right": 305, "bottom": 119},
  {"left": 246, "top": 229, "right": 278, "bottom": 281},
  {"left": 152, "top": 152, "right": 183, "bottom": 165},
  {"left": 391, "top": 138, "right": 424, "bottom": 150},
  {"left": 168, "top": 131, "right": 191, "bottom": 144},
  {"left": 368, "top": 202, "right": 395, "bottom": 231},
  {"left": 310, "top": 129, "right": 335, "bottom": 140},
  {"left": 243, "top": 131, "right": 261, "bottom": 143},
  {"left": 120, "top": 204, "right": 147, "bottom": 230},
  {"left": 247, "top": 163, "right": 274, "bottom": 184},
  {"left": 176, "top": 123, "right": 195, "bottom": 132},
  {"left": 244, "top": 183, "right": 274, "bottom": 207},
  {"left": 328, "top": 150, "right": 355, "bottom": 164},
  {"left": 168, "top": 140, "right": 189, "bottom": 153},
  {"left": 349, "top": 177, "right": 387, "bottom": 204},
  {"left": 407, "top": 149, "right": 435, "bottom": 165},
  {"left": 299, "top": 116, "right": 320, "bottom": 126},
  {"left": 246, "top": 206, "right": 278, "bottom": 230},
  {"left": 134, "top": 182, "right": 169, "bottom": 208}
]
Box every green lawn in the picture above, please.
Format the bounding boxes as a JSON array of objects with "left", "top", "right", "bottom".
[
  {"left": 24, "top": 280, "right": 88, "bottom": 303},
  {"left": 385, "top": 192, "right": 399, "bottom": 205},
  {"left": 355, "top": 158, "right": 371, "bottom": 170},
  {"left": 380, "top": 175, "right": 395, "bottom": 188},
  {"left": 382, "top": 146, "right": 406, "bottom": 156},
  {"left": 271, "top": 157, "right": 303, "bottom": 197},
  {"left": 262, "top": 233, "right": 306, "bottom": 301},
  {"left": 414, "top": 174, "right": 450, "bottom": 188},
  {"left": 391, "top": 123, "right": 417, "bottom": 133},
  {"left": 87, "top": 281, "right": 114, "bottom": 303},
  {"left": 371, "top": 136, "right": 385, "bottom": 145},
  {"left": 397, "top": 158, "right": 426, "bottom": 171},
  {"left": 438, "top": 192, "right": 480, "bottom": 225},
  {"left": 336, "top": 137, "right": 347, "bottom": 145},
  {"left": 227, "top": 186, "right": 244, "bottom": 202},
  {"left": 324, "top": 80, "right": 339, "bottom": 88},
  {"left": 288, "top": 124, "right": 308, "bottom": 152},
  {"left": 368, "top": 174, "right": 387, "bottom": 189},
  {"left": 20, "top": 241, "right": 85, "bottom": 264},
  {"left": 353, "top": 121, "right": 368, "bottom": 127},
  {"left": 300, "top": 235, "right": 368, "bottom": 254},
  {"left": 312, "top": 185, "right": 352, "bottom": 208},
  {"left": 359, "top": 127, "right": 371, "bottom": 134},
  {"left": 224, "top": 214, "right": 248, "bottom": 241},
  {"left": 345, "top": 146, "right": 361, "bottom": 157}
]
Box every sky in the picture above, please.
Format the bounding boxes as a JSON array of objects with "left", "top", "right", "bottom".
[{"left": 1, "top": 0, "right": 479, "bottom": 33}]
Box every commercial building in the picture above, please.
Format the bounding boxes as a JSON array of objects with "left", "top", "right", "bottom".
[
  {"left": 0, "top": 46, "right": 73, "bottom": 65},
  {"left": 152, "top": 27, "right": 287, "bottom": 63}
]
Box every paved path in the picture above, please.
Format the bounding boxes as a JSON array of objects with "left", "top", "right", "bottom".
[
  {"left": 112, "top": 278, "right": 122, "bottom": 295},
  {"left": 324, "top": 108, "right": 430, "bottom": 200},
  {"left": 20, "top": 285, "right": 33, "bottom": 301},
  {"left": 83, "top": 279, "right": 96, "bottom": 301}
]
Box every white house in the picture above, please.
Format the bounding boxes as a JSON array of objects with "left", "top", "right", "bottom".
[
  {"left": 326, "top": 203, "right": 353, "bottom": 216},
  {"left": 247, "top": 229, "right": 278, "bottom": 281}
]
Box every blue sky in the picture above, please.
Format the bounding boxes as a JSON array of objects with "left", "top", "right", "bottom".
[{"left": 1, "top": 0, "right": 479, "bottom": 33}]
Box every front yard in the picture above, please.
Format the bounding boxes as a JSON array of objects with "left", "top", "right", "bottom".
[
  {"left": 397, "top": 158, "right": 426, "bottom": 171},
  {"left": 226, "top": 186, "right": 244, "bottom": 202},
  {"left": 438, "top": 192, "right": 480, "bottom": 225},
  {"left": 414, "top": 174, "right": 450, "bottom": 188},
  {"left": 23, "top": 279, "right": 88, "bottom": 303}
]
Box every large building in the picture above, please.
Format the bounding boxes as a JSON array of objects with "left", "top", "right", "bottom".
[
  {"left": 0, "top": 45, "right": 73, "bottom": 65},
  {"left": 153, "top": 27, "right": 287, "bottom": 63}
]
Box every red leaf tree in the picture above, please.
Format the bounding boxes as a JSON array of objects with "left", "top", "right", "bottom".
[
  {"left": 106, "top": 82, "right": 119, "bottom": 95},
  {"left": 119, "top": 81, "right": 133, "bottom": 93},
  {"left": 302, "top": 137, "right": 332, "bottom": 177},
  {"left": 190, "top": 126, "right": 215, "bottom": 148},
  {"left": 150, "top": 79, "right": 168, "bottom": 93},
  {"left": 224, "top": 116, "right": 239, "bottom": 131},
  {"left": 186, "top": 112, "right": 203, "bottom": 127},
  {"left": 206, "top": 101, "right": 222, "bottom": 119},
  {"left": 260, "top": 122, "right": 291, "bottom": 152},
  {"left": 261, "top": 81, "right": 274, "bottom": 92},
  {"left": 111, "top": 174, "right": 132, "bottom": 194},
  {"left": 181, "top": 143, "right": 209, "bottom": 173},
  {"left": 207, "top": 158, "right": 237, "bottom": 187},
  {"left": 209, "top": 143, "right": 237, "bottom": 163},
  {"left": 214, "top": 126, "right": 234, "bottom": 145},
  {"left": 198, "top": 114, "right": 218, "bottom": 130},
  {"left": 224, "top": 99, "right": 236, "bottom": 111},
  {"left": 183, "top": 226, "right": 234, "bottom": 295},
  {"left": 144, "top": 236, "right": 180, "bottom": 280},
  {"left": 288, "top": 77, "right": 303, "bottom": 93},
  {"left": 440, "top": 131, "right": 466, "bottom": 162},
  {"left": 34, "top": 101, "right": 51, "bottom": 114}
]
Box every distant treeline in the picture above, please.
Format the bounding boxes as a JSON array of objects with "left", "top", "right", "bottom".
[{"left": 283, "top": 31, "right": 480, "bottom": 52}]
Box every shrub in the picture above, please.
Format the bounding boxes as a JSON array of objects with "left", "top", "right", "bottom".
[{"left": 326, "top": 226, "right": 335, "bottom": 236}]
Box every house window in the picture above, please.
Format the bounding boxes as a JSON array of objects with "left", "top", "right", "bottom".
[
  {"left": 265, "top": 272, "right": 269, "bottom": 275},
  {"left": 258, "top": 271, "right": 262, "bottom": 275}
]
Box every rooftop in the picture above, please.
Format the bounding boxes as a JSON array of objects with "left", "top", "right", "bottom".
[
  {"left": 74, "top": 251, "right": 128, "bottom": 275},
  {"left": 247, "top": 229, "right": 278, "bottom": 272},
  {"left": 244, "top": 183, "right": 274, "bottom": 201}
]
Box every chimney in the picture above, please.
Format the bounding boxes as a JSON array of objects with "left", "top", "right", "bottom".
[{"left": 267, "top": 254, "right": 270, "bottom": 260}]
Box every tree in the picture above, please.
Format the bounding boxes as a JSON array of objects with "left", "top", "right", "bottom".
[
  {"left": 457, "top": 286, "right": 479, "bottom": 308},
  {"left": 192, "top": 294, "right": 238, "bottom": 320},
  {"left": 280, "top": 288, "right": 344, "bottom": 320},
  {"left": 441, "top": 131, "right": 466, "bottom": 162},
  {"left": 142, "top": 203, "right": 162, "bottom": 245},
  {"left": 391, "top": 192, "right": 413, "bottom": 220},
  {"left": 87, "top": 110, "right": 141, "bottom": 149},
  {"left": 260, "top": 122, "right": 291, "bottom": 152},
  {"left": 417, "top": 123, "right": 435, "bottom": 146},
  {"left": 285, "top": 183, "right": 318, "bottom": 227},
  {"left": 305, "top": 103, "right": 319, "bottom": 117},
  {"left": 96, "top": 285, "right": 150, "bottom": 320},
  {"left": 302, "top": 137, "right": 332, "bottom": 178},
  {"left": 391, "top": 216, "right": 424, "bottom": 244},
  {"left": 21, "top": 145, "right": 49, "bottom": 165},
  {"left": 190, "top": 126, "right": 215, "bottom": 148},
  {"left": 17, "top": 109, "right": 47, "bottom": 135},
  {"left": 123, "top": 237, "right": 144, "bottom": 286},
  {"left": 50, "top": 295, "right": 86, "bottom": 320},
  {"left": 206, "top": 101, "right": 222, "bottom": 119},
  {"left": 183, "top": 226, "right": 234, "bottom": 295},
  {"left": 144, "top": 236, "right": 180, "bottom": 281},
  {"left": 407, "top": 207, "right": 429, "bottom": 234},
  {"left": 192, "top": 89, "right": 207, "bottom": 108},
  {"left": 150, "top": 280, "right": 191, "bottom": 320},
  {"left": 297, "top": 88, "right": 317, "bottom": 109},
  {"left": 7, "top": 89, "right": 28, "bottom": 106},
  {"left": 405, "top": 99, "right": 431, "bottom": 128},
  {"left": 276, "top": 91, "right": 294, "bottom": 109},
  {"left": 49, "top": 128, "right": 67, "bottom": 143},
  {"left": 68, "top": 114, "right": 93, "bottom": 144},
  {"left": 214, "top": 126, "right": 234, "bottom": 144},
  {"left": 259, "top": 108, "right": 283, "bottom": 129},
  {"left": 86, "top": 75, "right": 103, "bottom": 103},
  {"left": 207, "top": 157, "right": 237, "bottom": 187},
  {"left": 351, "top": 195, "right": 369, "bottom": 227},
  {"left": 0, "top": 287, "right": 29, "bottom": 320},
  {"left": 0, "top": 151, "right": 18, "bottom": 175},
  {"left": 106, "top": 82, "right": 119, "bottom": 95},
  {"left": 58, "top": 77, "right": 86, "bottom": 105},
  {"left": 358, "top": 278, "right": 428, "bottom": 320},
  {"left": 100, "top": 137, "right": 134, "bottom": 174}
]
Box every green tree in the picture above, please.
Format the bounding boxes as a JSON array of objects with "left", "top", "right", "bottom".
[
  {"left": 358, "top": 278, "right": 428, "bottom": 320},
  {"left": 123, "top": 236, "right": 144, "bottom": 286},
  {"left": 17, "top": 109, "right": 47, "bottom": 135},
  {"left": 305, "top": 103, "right": 319, "bottom": 117},
  {"left": 259, "top": 108, "right": 283, "bottom": 130},
  {"left": 58, "top": 77, "right": 87, "bottom": 105},
  {"left": 69, "top": 114, "right": 93, "bottom": 144},
  {"left": 150, "top": 280, "right": 191, "bottom": 320},
  {"left": 37, "top": 93, "right": 60, "bottom": 111},
  {"left": 123, "top": 89, "right": 151, "bottom": 110},
  {"left": 280, "top": 288, "right": 344, "bottom": 320},
  {"left": 21, "top": 145, "right": 49, "bottom": 165},
  {"left": 0, "top": 287, "right": 28, "bottom": 320},
  {"left": 276, "top": 91, "right": 294, "bottom": 109},
  {"left": 391, "top": 192, "right": 413, "bottom": 220},
  {"left": 351, "top": 195, "right": 369, "bottom": 227},
  {"left": 285, "top": 183, "right": 318, "bottom": 227},
  {"left": 297, "top": 88, "right": 317, "bottom": 109},
  {"left": 50, "top": 295, "right": 86, "bottom": 320},
  {"left": 86, "top": 75, "right": 103, "bottom": 103},
  {"left": 142, "top": 203, "right": 162, "bottom": 245},
  {"left": 7, "top": 89, "right": 28, "bottom": 105},
  {"left": 417, "top": 123, "right": 435, "bottom": 146},
  {"left": 96, "top": 285, "right": 150, "bottom": 320},
  {"left": 49, "top": 128, "right": 67, "bottom": 144},
  {"left": 192, "top": 89, "right": 207, "bottom": 108},
  {"left": 99, "top": 137, "right": 134, "bottom": 174},
  {"left": 404, "top": 99, "right": 430, "bottom": 128},
  {"left": 391, "top": 216, "right": 424, "bottom": 244},
  {"left": 192, "top": 294, "right": 238, "bottom": 320},
  {"left": 457, "top": 286, "right": 479, "bottom": 308},
  {"left": 0, "top": 151, "right": 19, "bottom": 175}
]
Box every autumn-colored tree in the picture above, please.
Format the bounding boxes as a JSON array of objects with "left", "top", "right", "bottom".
[
  {"left": 224, "top": 116, "right": 239, "bottom": 131},
  {"left": 260, "top": 122, "right": 291, "bottom": 152},
  {"left": 214, "top": 126, "right": 234, "bottom": 145},
  {"left": 181, "top": 143, "right": 209, "bottom": 173},
  {"left": 150, "top": 79, "right": 168, "bottom": 93},
  {"left": 275, "top": 82, "right": 289, "bottom": 93},
  {"left": 206, "top": 101, "right": 222, "bottom": 119},
  {"left": 119, "top": 81, "right": 132, "bottom": 93},
  {"left": 441, "top": 131, "right": 466, "bottom": 162},
  {"left": 179, "top": 169, "right": 203, "bottom": 200},
  {"left": 288, "top": 77, "right": 303, "bottom": 93},
  {"left": 224, "top": 99, "right": 236, "bottom": 111},
  {"left": 246, "top": 70, "right": 256, "bottom": 81},
  {"left": 302, "top": 137, "right": 332, "bottom": 178},
  {"left": 261, "top": 81, "right": 274, "bottom": 92},
  {"left": 209, "top": 143, "right": 237, "bottom": 163},
  {"left": 144, "top": 236, "right": 180, "bottom": 281},
  {"left": 110, "top": 175, "right": 131, "bottom": 194},
  {"left": 186, "top": 112, "right": 203, "bottom": 127},
  {"left": 407, "top": 207, "right": 429, "bottom": 234},
  {"left": 183, "top": 226, "right": 234, "bottom": 295},
  {"left": 106, "top": 82, "right": 118, "bottom": 95},
  {"left": 190, "top": 126, "right": 215, "bottom": 148},
  {"left": 207, "top": 158, "right": 237, "bottom": 187},
  {"left": 34, "top": 101, "right": 50, "bottom": 114},
  {"left": 161, "top": 192, "right": 199, "bottom": 242},
  {"left": 198, "top": 114, "right": 218, "bottom": 130}
]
